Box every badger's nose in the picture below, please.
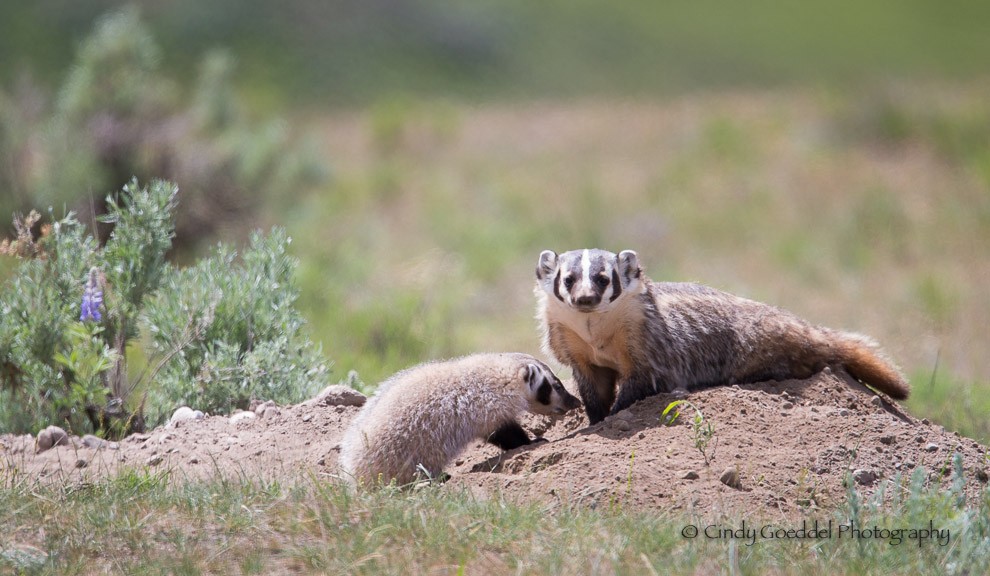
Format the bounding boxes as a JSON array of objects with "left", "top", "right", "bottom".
[{"left": 574, "top": 295, "right": 600, "bottom": 307}]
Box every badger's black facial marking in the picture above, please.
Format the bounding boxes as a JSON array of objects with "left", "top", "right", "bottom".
[
  {"left": 609, "top": 267, "right": 623, "bottom": 302},
  {"left": 553, "top": 270, "right": 565, "bottom": 303},
  {"left": 536, "top": 379, "right": 552, "bottom": 405}
]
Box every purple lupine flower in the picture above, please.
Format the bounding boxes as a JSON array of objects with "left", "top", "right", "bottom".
[{"left": 80, "top": 267, "right": 103, "bottom": 322}]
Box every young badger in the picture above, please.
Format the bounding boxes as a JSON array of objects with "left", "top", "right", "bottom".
[
  {"left": 339, "top": 353, "right": 581, "bottom": 487},
  {"left": 535, "top": 248, "right": 910, "bottom": 424}
]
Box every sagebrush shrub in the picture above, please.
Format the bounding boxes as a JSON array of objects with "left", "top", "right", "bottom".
[
  {"left": 0, "top": 179, "right": 330, "bottom": 435},
  {"left": 142, "top": 228, "right": 330, "bottom": 425}
]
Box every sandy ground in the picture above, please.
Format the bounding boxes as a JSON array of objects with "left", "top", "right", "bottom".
[{"left": 2, "top": 370, "right": 986, "bottom": 518}]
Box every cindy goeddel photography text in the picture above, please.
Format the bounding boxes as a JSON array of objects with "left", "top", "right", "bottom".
[{"left": 681, "top": 520, "right": 950, "bottom": 547}]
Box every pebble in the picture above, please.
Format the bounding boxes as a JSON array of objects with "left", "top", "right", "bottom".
[
  {"left": 75, "top": 459, "right": 88, "bottom": 469},
  {"left": 302, "top": 413, "right": 313, "bottom": 423},
  {"left": 924, "top": 443, "right": 939, "bottom": 452},
  {"left": 260, "top": 406, "right": 281, "bottom": 420},
  {"left": 35, "top": 426, "right": 70, "bottom": 453},
  {"left": 781, "top": 402, "right": 794, "bottom": 410},
  {"left": 311, "top": 385, "right": 367, "bottom": 407},
  {"left": 852, "top": 469, "right": 877, "bottom": 486},
  {"left": 976, "top": 469, "right": 989, "bottom": 483},
  {"left": 719, "top": 467, "right": 741, "bottom": 489},
  {"left": 145, "top": 454, "right": 163, "bottom": 467},
  {"left": 838, "top": 409, "right": 850, "bottom": 417},
  {"left": 680, "top": 470, "right": 699, "bottom": 480},
  {"left": 167, "top": 406, "right": 204, "bottom": 428},
  {"left": 81, "top": 434, "right": 117, "bottom": 450},
  {"left": 254, "top": 400, "right": 276, "bottom": 415},
  {"left": 870, "top": 396, "right": 883, "bottom": 407},
  {"left": 230, "top": 411, "right": 256, "bottom": 425},
  {"left": 879, "top": 435, "right": 896, "bottom": 445}
]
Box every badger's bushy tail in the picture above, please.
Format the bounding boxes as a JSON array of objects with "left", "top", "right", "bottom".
[{"left": 831, "top": 331, "right": 910, "bottom": 400}]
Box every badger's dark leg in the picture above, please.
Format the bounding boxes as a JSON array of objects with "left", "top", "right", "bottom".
[
  {"left": 575, "top": 364, "right": 618, "bottom": 424},
  {"left": 487, "top": 421, "right": 532, "bottom": 450},
  {"left": 610, "top": 374, "right": 660, "bottom": 416}
]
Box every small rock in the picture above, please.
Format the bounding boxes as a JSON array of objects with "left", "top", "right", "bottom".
[
  {"left": 719, "top": 467, "right": 741, "bottom": 489},
  {"left": 75, "top": 459, "right": 88, "bottom": 469},
  {"left": 870, "top": 396, "right": 883, "bottom": 407},
  {"left": 312, "top": 385, "right": 367, "bottom": 407},
  {"left": 254, "top": 400, "right": 276, "bottom": 415},
  {"left": 921, "top": 418, "right": 930, "bottom": 425},
  {"left": 302, "top": 413, "right": 314, "bottom": 423},
  {"left": 260, "top": 406, "right": 281, "bottom": 420},
  {"left": 781, "top": 402, "right": 794, "bottom": 410},
  {"left": 614, "top": 409, "right": 634, "bottom": 421},
  {"left": 35, "top": 426, "right": 70, "bottom": 453},
  {"left": 167, "top": 406, "right": 204, "bottom": 428},
  {"left": 924, "top": 443, "right": 940, "bottom": 453},
  {"left": 230, "top": 411, "right": 256, "bottom": 425},
  {"left": 615, "top": 419, "right": 632, "bottom": 432},
  {"left": 852, "top": 469, "right": 877, "bottom": 486},
  {"left": 638, "top": 432, "right": 646, "bottom": 440},
  {"left": 879, "top": 435, "right": 896, "bottom": 445},
  {"left": 975, "top": 469, "right": 988, "bottom": 483},
  {"left": 680, "top": 470, "right": 699, "bottom": 480},
  {"left": 189, "top": 457, "right": 200, "bottom": 464},
  {"left": 145, "top": 454, "right": 163, "bottom": 467},
  {"left": 81, "top": 435, "right": 107, "bottom": 449},
  {"left": 838, "top": 409, "right": 850, "bottom": 417}
]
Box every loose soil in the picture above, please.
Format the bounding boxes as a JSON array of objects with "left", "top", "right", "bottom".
[{"left": 2, "top": 369, "right": 987, "bottom": 518}]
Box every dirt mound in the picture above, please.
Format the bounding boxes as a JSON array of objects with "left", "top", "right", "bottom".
[{"left": 2, "top": 370, "right": 987, "bottom": 517}]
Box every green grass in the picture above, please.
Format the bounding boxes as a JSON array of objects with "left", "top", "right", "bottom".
[
  {"left": 1, "top": 464, "right": 988, "bottom": 575},
  {"left": 4, "top": 2, "right": 990, "bottom": 107},
  {"left": 907, "top": 369, "right": 990, "bottom": 446}
]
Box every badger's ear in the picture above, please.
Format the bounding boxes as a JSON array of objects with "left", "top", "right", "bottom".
[
  {"left": 536, "top": 250, "right": 559, "bottom": 280},
  {"left": 616, "top": 250, "right": 642, "bottom": 284}
]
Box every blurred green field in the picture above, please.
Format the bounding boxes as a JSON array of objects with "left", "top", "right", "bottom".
[{"left": 3, "top": 1, "right": 990, "bottom": 107}]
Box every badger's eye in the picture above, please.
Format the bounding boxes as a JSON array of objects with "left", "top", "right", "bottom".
[
  {"left": 594, "top": 275, "right": 610, "bottom": 289},
  {"left": 562, "top": 276, "right": 576, "bottom": 289}
]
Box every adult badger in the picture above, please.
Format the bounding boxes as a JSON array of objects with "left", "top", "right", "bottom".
[{"left": 535, "top": 248, "right": 909, "bottom": 424}]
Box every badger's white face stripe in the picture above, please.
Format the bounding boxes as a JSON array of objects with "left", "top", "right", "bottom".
[{"left": 580, "top": 249, "right": 592, "bottom": 293}]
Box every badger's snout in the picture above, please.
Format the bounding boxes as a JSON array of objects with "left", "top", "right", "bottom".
[{"left": 573, "top": 294, "right": 601, "bottom": 309}]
